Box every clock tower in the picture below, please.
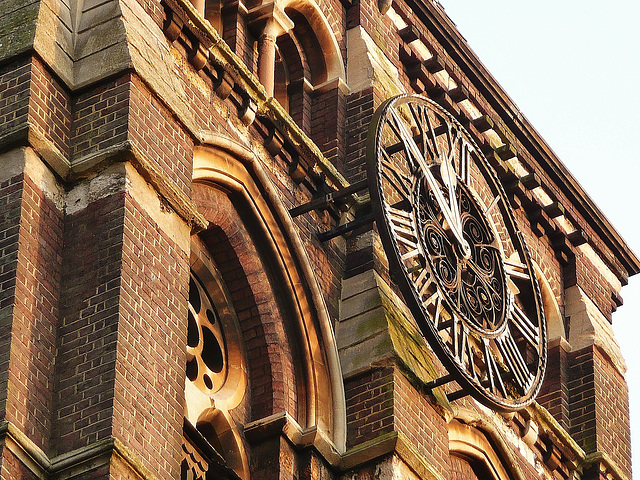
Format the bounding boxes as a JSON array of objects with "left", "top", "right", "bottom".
[{"left": 0, "top": 0, "right": 636, "bottom": 479}]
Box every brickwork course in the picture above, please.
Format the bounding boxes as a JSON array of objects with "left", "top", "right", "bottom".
[{"left": 0, "top": 0, "right": 638, "bottom": 480}]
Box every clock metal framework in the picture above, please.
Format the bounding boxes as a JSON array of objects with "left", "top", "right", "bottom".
[{"left": 366, "top": 94, "right": 547, "bottom": 412}]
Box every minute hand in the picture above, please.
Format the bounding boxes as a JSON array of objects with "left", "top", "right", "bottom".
[
  {"left": 440, "top": 151, "right": 463, "bottom": 236},
  {"left": 390, "top": 109, "right": 466, "bottom": 245}
]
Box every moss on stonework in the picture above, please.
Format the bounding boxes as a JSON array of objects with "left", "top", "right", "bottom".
[
  {"left": 0, "top": 2, "right": 39, "bottom": 61},
  {"left": 379, "top": 291, "right": 450, "bottom": 409},
  {"left": 356, "top": 312, "right": 387, "bottom": 337}
]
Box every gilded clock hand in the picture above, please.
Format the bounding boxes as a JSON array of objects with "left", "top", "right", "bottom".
[
  {"left": 369, "top": 95, "right": 546, "bottom": 411},
  {"left": 389, "top": 108, "right": 467, "bottom": 250},
  {"left": 440, "top": 156, "right": 471, "bottom": 259}
]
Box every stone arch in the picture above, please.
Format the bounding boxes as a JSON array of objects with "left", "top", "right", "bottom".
[
  {"left": 192, "top": 186, "right": 297, "bottom": 421},
  {"left": 449, "top": 411, "right": 527, "bottom": 480},
  {"left": 192, "top": 134, "right": 347, "bottom": 452},
  {"left": 278, "top": 0, "right": 345, "bottom": 87}
]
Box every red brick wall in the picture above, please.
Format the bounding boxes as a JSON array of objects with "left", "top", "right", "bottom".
[
  {"left": 54, "top": 191, "right": 126, "bottom": 455},
  {"left": 0, "top": 174, "right": 23, "bottom": 415},
  {"left": 569, "top": 345, "right": 631, "bottom": 477},
  {"left": 0, "top": 446, "right": 39, "bottom": 480},
  {"left": 128, "top": 76, "right": 194, "bottom": 197},
  {"left": 394, "top": 370, "right": 449, "bottom": 477},
  {"left": 71, "top": 75, "right": 130, "bottom": 160},
  {"left": 0, "top": 58, "right": 31, "bottom": 135},
  {"left": 593, "top": 347, "right": 631, "bottom": 476},
  {"left": 345, "top": 367, "right": 395, "bottom": 448},
  {"left": 538, "top": 342, "right": 570, "bottom": 430},
  {"left": 345, "top": 87, "right": 375, "bottom": 183},
  {"left": 312, "top": 87, "right": 346, "bottom": 172},
  {"left": 112, "top": 193, "right": 189, "bottom": 479},
  {"left": 0, "top": 167, "right": 62, "bottom": 458},
  {"left": 193, "top": 183, "right": 299, "bottom": 422},
  {"left": 28, "top": 57, "right": 71, "bottom": 158},
  {"left": 574, "top": 250, "right": 617, "bottom": 321},
  {"left": 345, "top": 364, "right": 448, "bottom": 478}
]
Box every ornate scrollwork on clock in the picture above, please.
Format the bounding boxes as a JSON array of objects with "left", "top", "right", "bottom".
[{"left": 367, "top": 94, "right": 546, "bottom": 411}]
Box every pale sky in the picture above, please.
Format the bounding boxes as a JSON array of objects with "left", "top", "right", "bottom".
[{"left": 438, "top": 0, "right": 640, "bottom": 468}]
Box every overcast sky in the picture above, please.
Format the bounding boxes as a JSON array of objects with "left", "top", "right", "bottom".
[{"left": 438, "top": 0, "right": 640, "bottom": 467}]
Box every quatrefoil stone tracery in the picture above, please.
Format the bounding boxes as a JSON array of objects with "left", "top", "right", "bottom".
[{"left": 186, "top": 274, "right": 227, "bottom": 395}]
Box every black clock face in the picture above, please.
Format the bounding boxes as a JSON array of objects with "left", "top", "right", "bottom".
[
  {"left": 367, "top": 94, "right": 547, "bottom": 411},
  {"left": 416, "top": 169, "right": 508, "bottom": 335}
]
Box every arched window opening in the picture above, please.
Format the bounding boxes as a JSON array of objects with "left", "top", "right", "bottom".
[
  {"left": 274, "top": 49, "right": 290, "bottom": 112},
  {"left": 448, "top": 419, "right": 516, "bottom": 480},
  {"left": 192, "top": 143, "right": 347, "bottom": 453},
  {"left": 182, "top": 238, "right": 249, "bottom": 480},
  {"left": 450, "top": 454, "right": 496, "bottom": 480},
  {"left": 271, "top": 10, "right": 330, "bottom": 136},
  {"left": 284, "top": 9, "right": 327, "bottom": 86}
]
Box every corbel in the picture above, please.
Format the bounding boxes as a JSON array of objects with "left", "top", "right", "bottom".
[
  {"left": 448, "top": 84, "right": 469, "bottom": 102},
  {"left": 163, "top": 8, "right": 184, "bottom": 42},
  {"left": 567, "top": 229, "right": 588, "bottom": 247},
  {"left": 264, "top": 121, "right": 285, "bottom": 156},
  {"left": 398, "top": 25, "right": 420, "bottom": 43},
  {"left": 543, "top": 201, "right": 565, "bottom": 219},
  {"left": 472, "top": 114, "right": 494, "bottom": 133},
  {"left": 212, "top": 65, "right": 235, "bottom": 99},
  {"left": 520, "top": 172, "right": 541, "bottom": 190},
  {"left": 423, "top": 53, "right": 446, "bottom": 73},
  {"left": 495, "top": 142, "right": 517, "bottom": 161},
  {"left": 240, "top": 97, "right": 258, "bottom": 125}
]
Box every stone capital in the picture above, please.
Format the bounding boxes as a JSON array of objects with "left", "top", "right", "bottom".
[{"left": 247, "top": 2, "right": 294, "bottom": 37}]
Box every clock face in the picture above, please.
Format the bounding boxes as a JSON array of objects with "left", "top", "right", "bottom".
[{"left": 367, "top": 94, "right": 546, "bottom": 411}]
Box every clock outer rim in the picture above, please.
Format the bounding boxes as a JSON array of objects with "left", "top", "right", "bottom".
[{"left": 365, "top": 93, "right": 548, "bottom": 412}]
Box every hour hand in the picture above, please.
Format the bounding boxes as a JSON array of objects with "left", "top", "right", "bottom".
[
  {"left": 439, "top": 158, "right": 463, "bottom": 234},
  {"left": 390, "top": 108, "right": 468, "bottom": 255},
  {"left": 436, "top": 157, "right": 470, "bottom": 258}
]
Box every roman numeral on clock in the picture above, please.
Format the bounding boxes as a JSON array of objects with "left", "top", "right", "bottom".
[
  {"left": 452, "top": 320, "right": 477, "bottom": 381},
  {"left": 408, "top": 102, "right": 441, "bottom": 160},
  {"left": 510, "top": 304, "right": 540, "bottom": 348},
  {"left": 380, "top": 149, "right": 412, "bottom": 198},
  {"left": 482, "top": 338, "right": 507, "bottom": 397},
  {"left": 386, "top": 206, "right": 419, "bottom": 253},
  {"left": 504, "top": 258, "right": 531, "bottom": 281},
  {"left": 495, "top": 331, "right": 534, "bottom": 393}
]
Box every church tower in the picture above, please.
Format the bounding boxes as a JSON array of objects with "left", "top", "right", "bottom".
[{"left": 0, "top": 0, "right": 636, "bottom": 479}]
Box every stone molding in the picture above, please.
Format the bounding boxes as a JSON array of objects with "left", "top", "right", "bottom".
[
  {"left": 0, "top": 421, "right": 157, "bottom": 480},
  {"left": 193, "top": 138, "right": 348, "bottom": 452},
  {"left": 244, "top": 412, "right": 342, "bottom": 467},
  {"left": 339, "top": 431, "right": 444, "bottom": 479},
  {"left": 0, "top": 121, "right": 208, "bottom": 233}
]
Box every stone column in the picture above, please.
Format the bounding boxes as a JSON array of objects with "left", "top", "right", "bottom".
[
  {"left": 257, "top": 27, "right": 278, "bottom": 97},
  {"left": 248, "top": 3, "right": 293, "bottom": 97}
]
